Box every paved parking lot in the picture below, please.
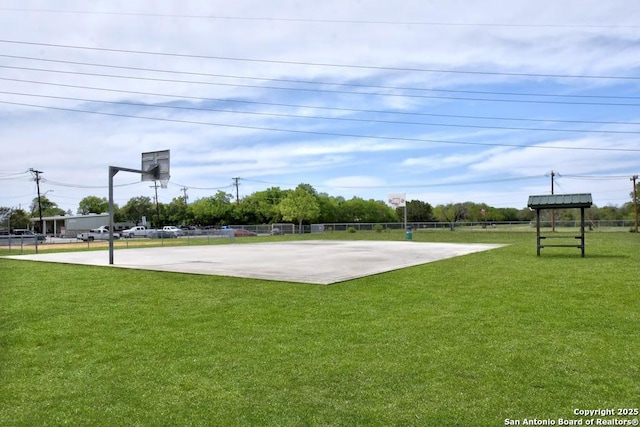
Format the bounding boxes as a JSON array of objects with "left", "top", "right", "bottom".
[{"left": 4, "top": 240, "right": 505, "bottom": 284}]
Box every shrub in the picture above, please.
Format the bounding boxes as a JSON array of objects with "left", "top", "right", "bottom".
[
  {"left": 373, "top": 224, "right": 384, "bottom": 233},
  {"left": 347, "top": 226, "right": 356, "bottom": 233}
]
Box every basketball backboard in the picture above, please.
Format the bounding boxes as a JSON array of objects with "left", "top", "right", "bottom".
[
  {"left": 387, "top": 193, "right": 406, "bottom": 208},
  {"left": 141, "top": 150, "right": 170, "bottom": 182}
]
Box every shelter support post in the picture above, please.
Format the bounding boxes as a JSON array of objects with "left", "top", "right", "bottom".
[
  {"left": 580, "top": 207, "right": 585, "bottom": 258},
  {"left": 536, "top": 209, "right": 541, "bottom": 256}
]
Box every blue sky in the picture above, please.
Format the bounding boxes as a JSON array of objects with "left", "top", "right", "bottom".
[{"left": 1, "top": 1, "right": 639, "bottom": 214}]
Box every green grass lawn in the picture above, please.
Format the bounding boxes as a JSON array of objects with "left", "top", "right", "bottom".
[{"left": 1, "top": 231, "right": 638, "bottom": 426}]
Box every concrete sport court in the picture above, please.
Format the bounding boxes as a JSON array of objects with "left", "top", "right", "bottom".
[{"left": 5, "top": 240, "right": 506, "bottom": 285}]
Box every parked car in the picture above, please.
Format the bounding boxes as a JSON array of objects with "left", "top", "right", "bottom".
[
  {"left": 179, "top": 225, "right": 201, "bottom": 236},
  {"left": 122, "top": 226, "right": 150, "bottom": 238},
  {"left": 77, "top": 227, "right": 120, "bottom": 242},
  {"left": 148, "top": 230, "right": 178, "bottom": 239},
  {"left": 270, "top": 228, "right": 282, "bottom": 235},
  {"left": 162, "top": 226, "right": 184, "bottom": 237},
  {"left": 234, "top": 228, "right": 257, "bottom": 237},
  {"left": 12, "top": 229, "right": 46, "bottom": 242}
]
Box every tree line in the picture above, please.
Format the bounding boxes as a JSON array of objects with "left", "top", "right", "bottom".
[{"left": 1, "top": 182, "right": 638, "bottom": 231}]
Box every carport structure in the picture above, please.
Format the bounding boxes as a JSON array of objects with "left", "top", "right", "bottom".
[{"left": 527, "top": 193, "right": 593, "bottom": 257}]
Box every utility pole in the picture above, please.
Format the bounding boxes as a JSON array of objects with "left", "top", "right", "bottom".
[
  {"left": 233, "top": 177, "right": 240, "bottom": 203},
  {"left": 632, "top": 175, "right": 638, "bottom": 233},
  {"left": 29, "top": 168, "right": 44, "bottom": 232},
  {"left": 181, "top": 187, "right": 189, "bottom": 206}
]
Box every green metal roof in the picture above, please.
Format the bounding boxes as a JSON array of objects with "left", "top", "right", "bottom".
[{"left": 527, "top": 193, "right": 593, "bottom": 209}]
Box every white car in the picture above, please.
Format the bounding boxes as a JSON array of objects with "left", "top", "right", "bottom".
[
  {"left": 122, "top": 226, "right": 150, "bottom": 238},
  {"left": 162, "top": 226, "right": 184, "bottom": 237}
]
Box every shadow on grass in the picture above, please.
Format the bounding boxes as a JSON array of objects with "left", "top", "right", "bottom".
[{"left": 534, "top": 253, "right": 629, "bottom": 259}]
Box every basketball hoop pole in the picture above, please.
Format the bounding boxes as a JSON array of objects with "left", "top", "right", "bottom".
[
  {"left": 404, "top": 200, "right": 408, "bottom": 231},
  {"left": 108, "top": 150, "right": 170, "bottom": 265},
  {"left": 108, "top": 164, "right": 160, "bottom": 265}
]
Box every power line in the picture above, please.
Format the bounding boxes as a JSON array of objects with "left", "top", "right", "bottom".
[
  {"left": 3, "top": 76, "right": 639, "bottom": 126},
  {"left": 0, "top": 172, "right": 32, "bottom": 180},
  {"left": 0, "top": 8, "right": 637, "bottom": 29},
  {"left": 4, "top": 90, "right": 640, "bottom": 135},
  {"left": 4, "top": 100, "right": 639, "bottom": 153},
  {"left": 1, "top": 39, "right": 639, "bottom": 80},
  {"left": 5, "top": 65, "right": 640, "bottom": 107},
  {"left": 244, "top": 175, "right": 545, "bottom": 189},
  {"left": 167, "top": 181, "right": 234, "bottom": 191},
  {"left": 43, "top": 179, "right": 140, "bottom": 189},
  {"left": 562, "top": 174, "right": 635, "bottom": 180},
  {"left": 3, "top": 54, "right": 640, "bottom": 100}
]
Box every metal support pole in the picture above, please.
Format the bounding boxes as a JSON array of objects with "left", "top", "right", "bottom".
[
  {"left": 109, "top": 166, "right": 117, "bottom": 265},
  {"left": 108, "top": 164, "right": 158, "bottom": 265},
  {"left": 550, "top": 171, "right": 556, "bottom": 233},
  {"left": 632, "top": 175, "right": 638, "bottom": 233},
  {"left": 404, "top": 203, "right": 407, "bottom": 232},
  {"left": 154, "top": 181, "right": 161, "bottom": 228}
]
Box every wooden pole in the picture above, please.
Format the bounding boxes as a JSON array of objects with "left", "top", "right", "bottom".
[
  {"left": 580, "top": 207, "right": 585, "bottom": 258},
  {"left": 536, "top": 209, "right": 541, "bottom": 256}
]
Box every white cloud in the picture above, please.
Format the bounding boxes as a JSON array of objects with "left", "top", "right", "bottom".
[{"left": 323, "top": 176, "right": 387, "bottom": 189}]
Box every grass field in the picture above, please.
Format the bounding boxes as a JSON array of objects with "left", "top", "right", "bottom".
[{"left": 1, "top": 230, "right": 639, "bottom": 426}]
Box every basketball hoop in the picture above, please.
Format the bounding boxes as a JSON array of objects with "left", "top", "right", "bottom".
[{"left": 160, "top": 178, "right": 169, "bottom": 189}]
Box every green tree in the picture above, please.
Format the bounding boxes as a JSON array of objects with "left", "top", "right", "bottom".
[
  {"left": 516, "top": 208, "right": 535, "bottom": 221},
  {"left": 120, "top": 196, "right": 154, "bottom": 225},
  {"left": 296, "top": 183, "right": 317, "bottom": 196},
  {"left": 190, "top": 191, "right": 233, "bottom": 226},
  {"left": 317, "top": 194, "right": 342, "bottom": 223},
  {"left": 235, "top": 187, "right": 287, "bottom": 224},
  {"left": 595, "top": 205, "right": 621, "bottom": 221},
  {"left": 165, "top": 197, "right": 189, "bottom": 225},
  {"left": 0, "top": 208, "right": 32, "bottom": 231},
  {"left": 398, "top": 200, "right": 434, "bottom": 222},
  {"left": 278, "top": 185, "right": 320, "bottom": 232},
  {"left": 434, "top": 203, "right": 468, "bottom": 229},
  {"left": 337, "top": 197, "right": 394, "bottom": 223},
  {"left": 30, "top": 196, "right": 65, "bottom": 218},
  {"left": 367, "top": 199, "right": 397, "bottom": 222},
  {"left": 230, "top": 201, "right": 258, "bottom": 224},
  {"left": 500, "top": 207, "right": 520, "bottom": 222},
  {"left": 340, "top": 197, "right": 368, "bottom": 222},
  {"left": 77, "top": 196, "right": 109, "bottom": 215}
]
